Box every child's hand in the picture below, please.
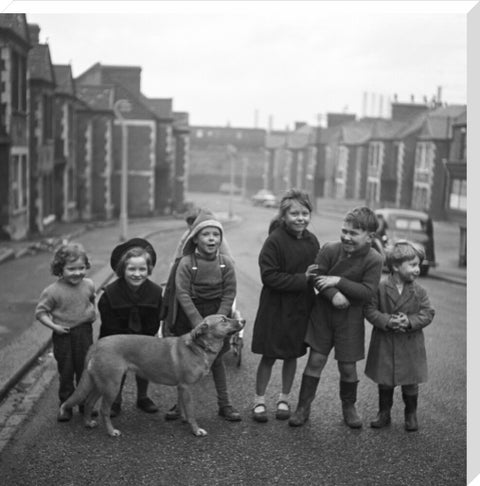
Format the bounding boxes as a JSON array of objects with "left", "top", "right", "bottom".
[
  {"left": 386, "top": 316, "right": 402, "bottom": 332},
  {"left": 314, "top": 275, "right": 340, "bottom": 291},
  {"left": 395, "top": 312, "right": 411, "bottom": 331},
  {"left": 305, "top": 264, "right": 319, "bottom": 279},
  {"left": 53, "top": 324, "right": 70, "bottom": 335},
  {"left": 331, "top": 292, "right": 350, "bottom": 309}
]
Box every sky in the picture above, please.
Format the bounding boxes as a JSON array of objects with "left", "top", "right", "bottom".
[{"left": 4, "top": 1, "right": 474, "bottom": 130}]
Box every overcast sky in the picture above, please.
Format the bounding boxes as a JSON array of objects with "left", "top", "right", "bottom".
[{"left": 8, "top": 1, "right": 475, "bottom": 129}]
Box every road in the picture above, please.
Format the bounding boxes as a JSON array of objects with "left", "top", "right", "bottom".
[{"left": 0, "top": 194, "right": 466, "bottom": 485}]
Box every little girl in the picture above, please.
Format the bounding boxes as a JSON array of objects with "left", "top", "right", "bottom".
[
  {"left": 35, "top": 242, "right": 96, "bottom": 422},
  {"left": 251, "top": 189, "right": 320, "bottom": 423},
  {"left": 364, "top": 240, "right": 435, "bottom": 431},
  {"left": 98, "top": 238, "right": 163, "bottom": 417}
]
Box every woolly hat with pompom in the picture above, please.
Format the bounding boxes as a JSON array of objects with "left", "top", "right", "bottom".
[{"left": 182, "top": 209, "right": 223, "bottom": 255}]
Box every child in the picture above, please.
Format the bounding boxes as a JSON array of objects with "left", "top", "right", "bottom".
[
  {"left": 164, "top": 211, "right": 241, "bottom": 422},
  {"left": 364, "top": 240, "right": 435, "bottom": 431},
  {"left": 289, "top": 206, "right": 383, "bottom": 428},
  {"left": 97, "top": 238, "right": 163, "bottom": 417},
  {"left": 251, "top": 189, "right": 320, "bottom": 423},
  {"left": 35, "top": 242, "right": 96, "bottom": 422}
]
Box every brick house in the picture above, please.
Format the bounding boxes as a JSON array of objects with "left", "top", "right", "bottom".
[
  {"left": 0, "top": 14, "right": 30, "bottom": 240},
  {"left": 411, "top": 105, "right": 466, "bottom": 220},
  {"left": 76, "top": 63, "right": 169, "bottom": 217},
  {"left": 27, "top": 23, "right": 56, "bottom": 234},
  {"left": 443, "top": 110, "right": 466, "bottom": 265},
  {"left": 75, "top": 84, "right": 115, "bottom": 220},
  {"left": 53, "top": 64, "right": 78, "bottom": 222}
]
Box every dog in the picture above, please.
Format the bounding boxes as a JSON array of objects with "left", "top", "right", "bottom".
[{"left": 59, "top": 314, "right": 245, "bottom": 438}]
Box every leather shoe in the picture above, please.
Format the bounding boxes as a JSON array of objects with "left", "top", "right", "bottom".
[
  {"left": 252, "top": 404, "right": 268, "bottom": 423},
  {"left": 219, "top": 405, "right": 242, "bottom": 422},
  {"left": 164, "top": 403, "right": 180, "bottom": 421},
  {"left": 275, "top": 400, "right": 291, "bottom": 420},
  {"left": 57, "top": 407, "right": 72, "bottom": 422},
  {"left": 137, "top": 397, "right": 159, "bottom": 413}
]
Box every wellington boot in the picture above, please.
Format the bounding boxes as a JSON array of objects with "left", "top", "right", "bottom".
[
  {"left": 288, "top": 375, "right": 320, "bottom": 427},
  {"left": 403, "top": 393, "right": 419, "bottom": 432},
  {"left": 370, "top": 410, "right": 391, "bottom": 428},
  {"left": 340, "top": 381, "right": 362, "bottom": 429},
  {"left": 370, "top": 386, "right": 393, "bottom": 429}
]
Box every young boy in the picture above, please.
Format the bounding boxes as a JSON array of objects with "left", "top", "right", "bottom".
[
  {"left": 289, "top": 206, "right": 383, "bottom": 428},
  {"left": 364, "top": 240, "right": 435, "bottom": 431}
]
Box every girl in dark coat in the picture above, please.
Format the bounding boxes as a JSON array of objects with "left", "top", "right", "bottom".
[
  {"left": 98, "top": 238, "right": 163, "bottom": 417},
  {"left": 251, "top": 189, "right": 320, "bottom": 423}
]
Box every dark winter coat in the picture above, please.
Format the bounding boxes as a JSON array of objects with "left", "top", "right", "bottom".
[
  {"left": 251, "top": 225, "right": 320, "bottom": 359},
  {"left": 364, "top": 274, "right": 435, "bottom": 386},
  {"left": 98, "top": 278, "right": 163, "bottom": 338}
]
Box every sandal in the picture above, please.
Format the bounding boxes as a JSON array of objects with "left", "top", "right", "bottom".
[
  {"left": 252, "top": 403, "right": 268, "bottom": 423},
  {"left": 275, "top": 400, "right": 291, "bottom": 420}
]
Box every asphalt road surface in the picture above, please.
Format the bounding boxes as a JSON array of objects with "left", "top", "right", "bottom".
[{"left": 0, "top": 194, "right": 466, "bottom": 486}]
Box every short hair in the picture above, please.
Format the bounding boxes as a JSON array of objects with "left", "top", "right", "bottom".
[
  {"left": 278, "top": 188, "right": 313, "bottom": 217},
  {"left": 344, "top": 206, "right": 378, "bottom": 233},
  {"left": 51, "top": 242, "right": 90, "bottom": 276},
  {"left": 385, "top": 240, "right": 425, "bottom": 272},
  {"left": 115, "top": 246, "right": 154, "bottom": 278}
]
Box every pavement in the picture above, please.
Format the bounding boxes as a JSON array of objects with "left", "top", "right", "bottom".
[{"left": 0, "top": 196, "right": 466, "bottom": 452}]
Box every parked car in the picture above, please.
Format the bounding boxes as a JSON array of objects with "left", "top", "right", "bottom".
[
  {"left": 251, "top": 189, "right": 279, "bottom": 207},
  {"left": 219, "top": 182, "right": 241, "bottom": 194},
  {"left": 374, "top": 208, "right": 436, "bottom": 276}
]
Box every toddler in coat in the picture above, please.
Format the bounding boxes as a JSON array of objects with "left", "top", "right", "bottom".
[{"left": 364, "top": 240, "right": 435, "bottom": 431}]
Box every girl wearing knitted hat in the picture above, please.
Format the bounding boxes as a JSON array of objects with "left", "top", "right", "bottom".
[
  {"left": 164, "top": 209, "right": 241, "bottom": 422},
  {"left": 97, "top": 238, "right": 163, "bottom": 417}
]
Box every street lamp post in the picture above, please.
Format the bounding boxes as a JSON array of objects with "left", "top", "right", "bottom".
[
  {"left": 227, "top": 144, "right": 237, "bottom": 219},
  {"left": 113, "top": 99, "right": 132, "bottom": 241}
]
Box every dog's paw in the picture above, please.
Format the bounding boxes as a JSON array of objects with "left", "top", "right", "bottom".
[
  {"left": 192, "top": 428, "right": 208, "bottom": 437},
  {"left": 84, "top": 419, "right": 98, "bottom": 429},
  {"left": 109, "top": 429, "right": 122, "bottom": 437}
]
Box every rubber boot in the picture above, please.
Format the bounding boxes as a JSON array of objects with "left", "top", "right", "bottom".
[
  {"left": 370, "top": 386, "right": 394, "bottom": 428},
  {"left": 288, "top": 375, "right": 320, "bottom": 427},
  {"left": 340, "top": 380, "right": 362, "bottom": 429},
  {"left": 403, "top": 393, "right": 418, "bottom": 432}
]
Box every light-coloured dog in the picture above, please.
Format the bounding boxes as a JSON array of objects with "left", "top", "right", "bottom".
[{"left": 59, "top": 314, "right": 245, "bottom": 437}]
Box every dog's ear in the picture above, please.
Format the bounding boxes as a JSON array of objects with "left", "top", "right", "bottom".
[{"left": 191, "top": 321, "right": 209, "bottom": 339}]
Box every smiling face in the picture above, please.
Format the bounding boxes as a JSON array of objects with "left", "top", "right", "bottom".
[
  {"left": 194, "top": 226, "right": 222, "bottom": 257},
  {"left": 340, "top": 222, "right": 372, "bottom": 255},
  {"left": 124, "top": 255, "right": 149, "bottom": 290},
  {"left": 393, "top": 255, "right": 421, "bottom": 283},
  {"left": 282, "top": 200, "right": 311, "bottom": 236},
  {"left": 62, "top": 257, "right": 87, "bottom": 286}
]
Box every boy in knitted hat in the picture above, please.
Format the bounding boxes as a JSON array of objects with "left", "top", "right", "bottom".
[{"left": 164, "top": 210, "right": 241, "bottom": 422}]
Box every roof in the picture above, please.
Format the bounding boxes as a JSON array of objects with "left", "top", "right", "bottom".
[
  {"left": 0, "top": 14, "right": 30, "bottom": 47},
  {"left": 145, "top": 98, "right": 173, "bottom": 120},
  {"left": 27, "top": 44, "right": 55, "bottom": 84},
  {"left": 173, "top": 112, "right": 189, "bottom": 130},
  {"left": 266, "top": 131, "right": 287, "bottom": 149},
  {"left": 76, "top": 85, "right": 114, "bottom": 111},
  {"left": 53, "top": 65, "right": 75, "bottom": 96},
  {"left": 287, "top": 124, "right": 315, "bottom": 149},
  {"left": 418, "top": 105, "right": 466, "bottom": 140}
]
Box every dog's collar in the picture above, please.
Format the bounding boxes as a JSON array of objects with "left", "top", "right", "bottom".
[{"left": 194, "top": 338, "right": 218, "bottom": 354}]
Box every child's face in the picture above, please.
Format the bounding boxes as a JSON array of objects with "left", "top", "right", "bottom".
[
  {"left": 124, "top": 256, "right": 149, "bottom": 290},
  {"left": 194, "top": 226, "right": 222, "bottom": 257},
  {"left": 340, "top": 222, "right": 372, "bottom": 255},
  {"left": 393, "top": 256, "right": 421, "bottom": 283},
  {"left": 283, "top": 200, "right": 311, "bottom": 236},
  {"left": 62, "top": 257, "right": 87, "bottom": 286}
]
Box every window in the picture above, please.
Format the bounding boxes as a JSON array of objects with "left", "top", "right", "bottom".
[
  {"left": 43, "top": 95, "right": 54, "bottom": 141},
  {"left": 11, "top": 51, "right": 27, "bottom": 112},
  {"left": 11, "top": 153, "right": 28, "bottom": 211},
  {"left": 449, "top": 178, "right": 466, "bottom": 211}
]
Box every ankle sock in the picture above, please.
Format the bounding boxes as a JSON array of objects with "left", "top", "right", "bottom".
[
  {"left": 253, "top": 395, "right": 266, "bottom": 410},
  {"left": 278, "top": 393, "right": 290, "bottom": 410}
]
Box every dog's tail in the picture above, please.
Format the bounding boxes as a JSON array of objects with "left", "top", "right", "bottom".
[{"left": 60, "top": 348, "right": 96, "bottom": 410}]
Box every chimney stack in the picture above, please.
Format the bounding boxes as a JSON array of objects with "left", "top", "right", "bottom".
[{"left": 28, "top": 23, "right": 40, "bottom": 44}]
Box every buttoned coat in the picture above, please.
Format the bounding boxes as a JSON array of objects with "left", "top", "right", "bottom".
[
  {"left": 364, "top": 275, "right": 435, "bottom": 386},
  {"left": 251, "top": 225, "right": 320, "bottom": 359}
]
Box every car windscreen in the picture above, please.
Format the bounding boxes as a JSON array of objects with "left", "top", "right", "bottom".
[{"left": 393, "top": 217, "right": 427, "bottom": 232}]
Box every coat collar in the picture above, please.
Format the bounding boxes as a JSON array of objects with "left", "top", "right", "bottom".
[{"left": 384, "top": 274, "right": 416, "bottom": 311}]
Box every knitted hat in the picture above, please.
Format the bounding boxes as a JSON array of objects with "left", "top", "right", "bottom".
[
  {"left": 110, "top": 237, "right": 157, "bottom": 271},
  {"left": 182, "top": 209, "right": 223, "bottom": 255}
]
